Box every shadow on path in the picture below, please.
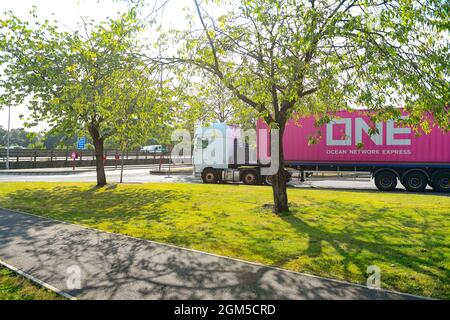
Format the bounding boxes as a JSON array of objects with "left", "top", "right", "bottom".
[{"left": 0, "top": 208, "right": 420, "bottom": 300}]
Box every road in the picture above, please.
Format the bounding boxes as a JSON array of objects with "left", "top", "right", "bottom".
[
  {"left": 0, "top": 166, "right": 376, "bottom": 188},
  {"left": 0, "top": 165, "right": 442, "bottom": 194},
  {"left": 0, "top": 166, "right": 198, "bottom": 184},
  {"left": 0, "top": 165, "right": 443, "bottom": 195},
  {"left": 0, "top": 208, "right": 422, "bottom": 299}
]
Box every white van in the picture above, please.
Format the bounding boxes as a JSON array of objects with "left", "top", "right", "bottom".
[{"left": 140, "top": 145, "right": 168, "bottom": 154}]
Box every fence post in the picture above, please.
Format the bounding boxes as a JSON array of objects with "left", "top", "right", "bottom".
[{"left": 34, "top": 150, "right": 37, "bottom": 168}]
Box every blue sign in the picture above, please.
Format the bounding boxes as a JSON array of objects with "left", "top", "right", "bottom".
[{"left": 77, "top": 137, "right": 86, "bottom": 150}]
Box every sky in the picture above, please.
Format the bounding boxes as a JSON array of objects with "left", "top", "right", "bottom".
[{"left": 0, "top": 0, "right": 197, "bottom": 131}]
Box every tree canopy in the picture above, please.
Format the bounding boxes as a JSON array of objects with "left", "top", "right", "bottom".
[
  {"left": 168, "top": 0, "right": 448, "bottom": 128},
  {"left": 161, "top": 0, "right": 449, "bottom": 212},
  {"left": 0, "top": 8, "right": 171, "bottom": 185}
]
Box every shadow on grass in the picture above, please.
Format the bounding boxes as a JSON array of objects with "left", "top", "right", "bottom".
[
  {"left": 3, "top": 184, "right": 191, "bottom": 226},
  {"left": 278, "top": 200, "right": 449, "bottom": 298},
  {"left": 0, "top": 184, "right": 448, "bottom": 298},
  {"left": 0, "top": 208, "right": 420, "bottom": 300}
]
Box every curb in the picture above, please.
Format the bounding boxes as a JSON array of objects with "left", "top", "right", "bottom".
[
  {"left": 0, "top": 170, "right": 93, "bottom": 176},
  {"left": 0, "top": 258, "right": 77, "bottom": 300},
  {"left": 0, "top": 206, "right": 430, "bottom": 300},
  {"left": 149, "top": 170, "right": 193, "bottom": 176},
  {"left": 0, "top": 167, "right": 134, "bottom": 176}
]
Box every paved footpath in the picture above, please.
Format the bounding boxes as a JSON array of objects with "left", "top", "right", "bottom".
[{"left": 0, "top": 208, "right": 423, "bottom": 300}]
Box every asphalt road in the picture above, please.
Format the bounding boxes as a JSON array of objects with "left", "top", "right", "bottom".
[
  {"left": 0, "top": 165, "right": 373, "bottom": 186},
  {"left": 0, "top": 166, "right": 197, "bottom": 183},
  {"left": 0, "top": 208, "right": 423, "bottom": 300},
  {"left": 1, "top": 166, "right": 443, "bottom": 195}
]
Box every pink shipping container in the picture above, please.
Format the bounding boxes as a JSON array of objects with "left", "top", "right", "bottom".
[
  {"left": 254, "top": 109, "right": 449, "bottom": 192},
  {"left": 257, "top": 110, "right": 450, "bottom": 165}
]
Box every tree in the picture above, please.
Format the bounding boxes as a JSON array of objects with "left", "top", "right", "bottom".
[
  {"left": 0, "top": 126, "right": 5, "bottom": 147},
  {"left": 26, "top": 131, "right": 45, "bottom": 149},
  {"left": 0, "top": 127, "right": 30, "bottom": 147},
  {"left": 10, "top": 128, "right": 28, "bottom": 147},
  {"left": 179, "top": 75, "right": 258, "bottom": 128},
  {"left": 106, "top": 66, "right": 170, "bottom": 183},
  {"left": 164, "top": 0, "right": 449, "bottom": 213},
  {"left": 42, "top": 129, "right": 77, "bottom": 150},
  {"left": 0, "top": 9, "right": 165, "bottom": 186}
]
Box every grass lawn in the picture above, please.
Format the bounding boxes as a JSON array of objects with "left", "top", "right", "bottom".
[
  {"left": 0, "top": 266, "right": 63, "bottom": 300},
  {"left": 0, "top": 182, "right": 448, "bottom": 299}
]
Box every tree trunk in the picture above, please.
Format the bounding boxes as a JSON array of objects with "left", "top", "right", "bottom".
[
  {"left": 120, "top": 152, "right": 124, "bottom": 183},
  {"left": 272, "top": 165, "right": 289, "bottom": 213},
  {"left": 88, "top": 125, "right": 107, "bottom": 187},
  {"left": 271, "top": 120, "right": 289, "bottom": 214}
]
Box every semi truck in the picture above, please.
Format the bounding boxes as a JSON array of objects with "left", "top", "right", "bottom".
[{"left": 193, "top": 110, "right": 450, "bottom": 192}]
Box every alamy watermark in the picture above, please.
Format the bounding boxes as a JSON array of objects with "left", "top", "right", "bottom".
[
  {"left": 366, "top": 265, "right": 381, "bottom": 290},
  {"left": 170, "top": 125, "right": 280, "bottom": 174},
  {"left": 66, "top": 265, "right": 82, "bottom": 290}
]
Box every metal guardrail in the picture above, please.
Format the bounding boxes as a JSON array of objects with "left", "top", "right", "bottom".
[{"left": 0, "top": 149, "right": 191, "bottom": 170}]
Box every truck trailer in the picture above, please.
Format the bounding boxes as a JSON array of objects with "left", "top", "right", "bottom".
[{"left": 193, "top": 110, "right": 450, "bottom": 192}]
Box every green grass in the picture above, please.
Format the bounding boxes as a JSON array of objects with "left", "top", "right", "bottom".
[
  {"left": 0, "top": 182, "right": 449, "bottom": 299},
  {"left": 0, "top": 266, "right": 64, "bottom": 300}
]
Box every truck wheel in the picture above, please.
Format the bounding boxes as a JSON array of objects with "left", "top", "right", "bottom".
[
  {"left": 403, "top": 171, "right": 428, "bottom": 192},
  {"left": 264, "top": 175, "right": 273, "bottom": 185},
  {"left": 202, "top": 168, "right": 219, "bottom": 184},
  {"left": 242, "top": 170, "right": 259, "bottom": 185},
  {"left": 374, "top": 171, "right": 397, "bottom": 191},
  {"left": 264, "top": 171, "right": 290, "bottom": 185},
  {"left": 432, "top": 172, "right": 450, "bottom": 193}
]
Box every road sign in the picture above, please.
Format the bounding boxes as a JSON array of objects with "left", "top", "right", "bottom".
[{"left": 77, "top": 137, "right": 86, "bottom": 150}]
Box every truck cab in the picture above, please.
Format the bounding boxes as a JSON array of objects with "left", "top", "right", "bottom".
[{"left": 193, "top": 123, "right": 289, "bottom": 185}]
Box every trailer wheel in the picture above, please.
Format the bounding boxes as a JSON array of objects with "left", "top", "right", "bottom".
[
  {"left": 403, "top": 171, "right": 428, "bottom": 192},
  {"left": 242, "top": 170, "right": 259, "bottom": 185},
  {"left": 374, "top": 171, "right": 397, "bottom": 191},
  {"left": 432, "top": 172, "right": 450, "bottom": 193},
  {"left": 264, "top": 175, "right": 273, "bottom": 185},
  {"left": 285, "top": 170, "right": 292, "bottom": 182},
  {"left": 202, "top": 168, "right": 219, "bottom": 184}
]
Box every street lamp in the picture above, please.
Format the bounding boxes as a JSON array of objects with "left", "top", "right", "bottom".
[{"left": 5, "top": 105, "right": 10, "bottom": 170}]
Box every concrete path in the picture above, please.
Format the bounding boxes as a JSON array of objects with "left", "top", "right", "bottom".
[{"left": 0, "top": 208, "right": 422, "bottom": 300}]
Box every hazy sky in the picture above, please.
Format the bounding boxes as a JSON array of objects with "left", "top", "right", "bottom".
[{"left": 0, "top": 0, "right": 196, "bottom": 131}]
